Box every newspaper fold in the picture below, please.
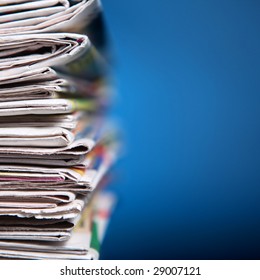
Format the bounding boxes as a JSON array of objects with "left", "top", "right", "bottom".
[
  {"left": 0, "top": 198, "right": 85, "bottom": 220},
  {"left": 0, "top": 67, "right": 105, "bottom": 101},
  {"left": 0, "top": 79, "right": 66, "bottom": 102},
  {"left": 0, "top": 33, "right": 89, "bottom": 73},
  {"left": 0, "top": 113, "right": 84, "bottom": 130},
  {"left": 0, "top": 33, "right": 106, "bottom": 80},
  {"left": 0, "top": 190, "right": 76, "bottom": 204},
  {"left": 0, "top": 127, "right": 74, "bottom": 147},
  {"left": 0, "top": 154, "right": 86, "bottom": 167},
  {"left": 0, "top": 99, "right": 96, "bottom": 117}
]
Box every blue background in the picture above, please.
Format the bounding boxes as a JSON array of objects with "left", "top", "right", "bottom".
[{"left": 100, "top": 1, "right": 260, "bottom": 259}]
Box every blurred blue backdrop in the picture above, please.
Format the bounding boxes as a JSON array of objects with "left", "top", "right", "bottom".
[{"left": 100, "top": 0, "right": 260, "bottom": 259}]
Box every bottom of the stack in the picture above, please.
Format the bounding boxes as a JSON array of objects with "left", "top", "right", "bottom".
[{"left": 0, "top": 191, "right": 115, "bottom": 260}]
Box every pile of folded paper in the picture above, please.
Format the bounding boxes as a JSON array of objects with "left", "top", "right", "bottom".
[{"left": 0, "top": 0, "right": 117, "bottom": 259}]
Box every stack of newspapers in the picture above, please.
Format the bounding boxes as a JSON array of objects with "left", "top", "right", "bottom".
[{"left": 0, "top": 0, "right": 117, "bottom": 259}]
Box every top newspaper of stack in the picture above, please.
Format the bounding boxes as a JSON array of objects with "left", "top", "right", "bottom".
[{"left": 0, "top": 0, "right": 101, "bottom": 35}]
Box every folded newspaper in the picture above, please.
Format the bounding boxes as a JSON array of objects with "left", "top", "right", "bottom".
[
  {"left": 0, "top": 0, "right": 118, "bottom": 259},
  {"left": 0, "top": 67, "right": 105, "bottom": 101},
  {"left": 0, "top": 99, "right": 98, "bottom": 116},
  {"left": 0, "top": 127, "right": 74, "bottom": 147},
  {"left": 0, "top": 0, "right": 101, "bottom": 35},
  {"left": 0, "top": 32, "right": 107, "bottom": 80},
  {"left": 0, "top": 113, "right": 84, "bottom": 130}
]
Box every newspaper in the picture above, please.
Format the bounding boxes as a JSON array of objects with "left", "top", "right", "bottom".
[
  {"left": 0, "top": 0, "right": 101, "bottom": 35},
  {"left": 0, "top": 79, "right": 66, "bottom": 102},
  {"left": 0, "top": 33, "right": 89, "bottom": 73},
  {"left": 0, "top": 127, "right": 74, "bottom": 147},
  {"left": 0, "top": 67, "right": 57, "bottom": 85},
  {"left": 0, "top": 190, "right": 76, "bottom": 204},
  {"left": 0, "top": 191, "right": 115, "bottom": 259},
  {"left": 0, "top": 67, "right": 104, "bottom": 102},
  {"left": 0, "top": 98, "right": 97, "bottom": 116},
  {"left": 0, "top": 198, "right": 85, "bottom": 220},
  {"left": 0, "top": 153, "right": 86, "bottom": 167},
  {"left": 0, "top": 33, "right": 107, "bottom": 80},
  {"left": 0, "top": 113, "right": 84, "bottom": 130}
]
